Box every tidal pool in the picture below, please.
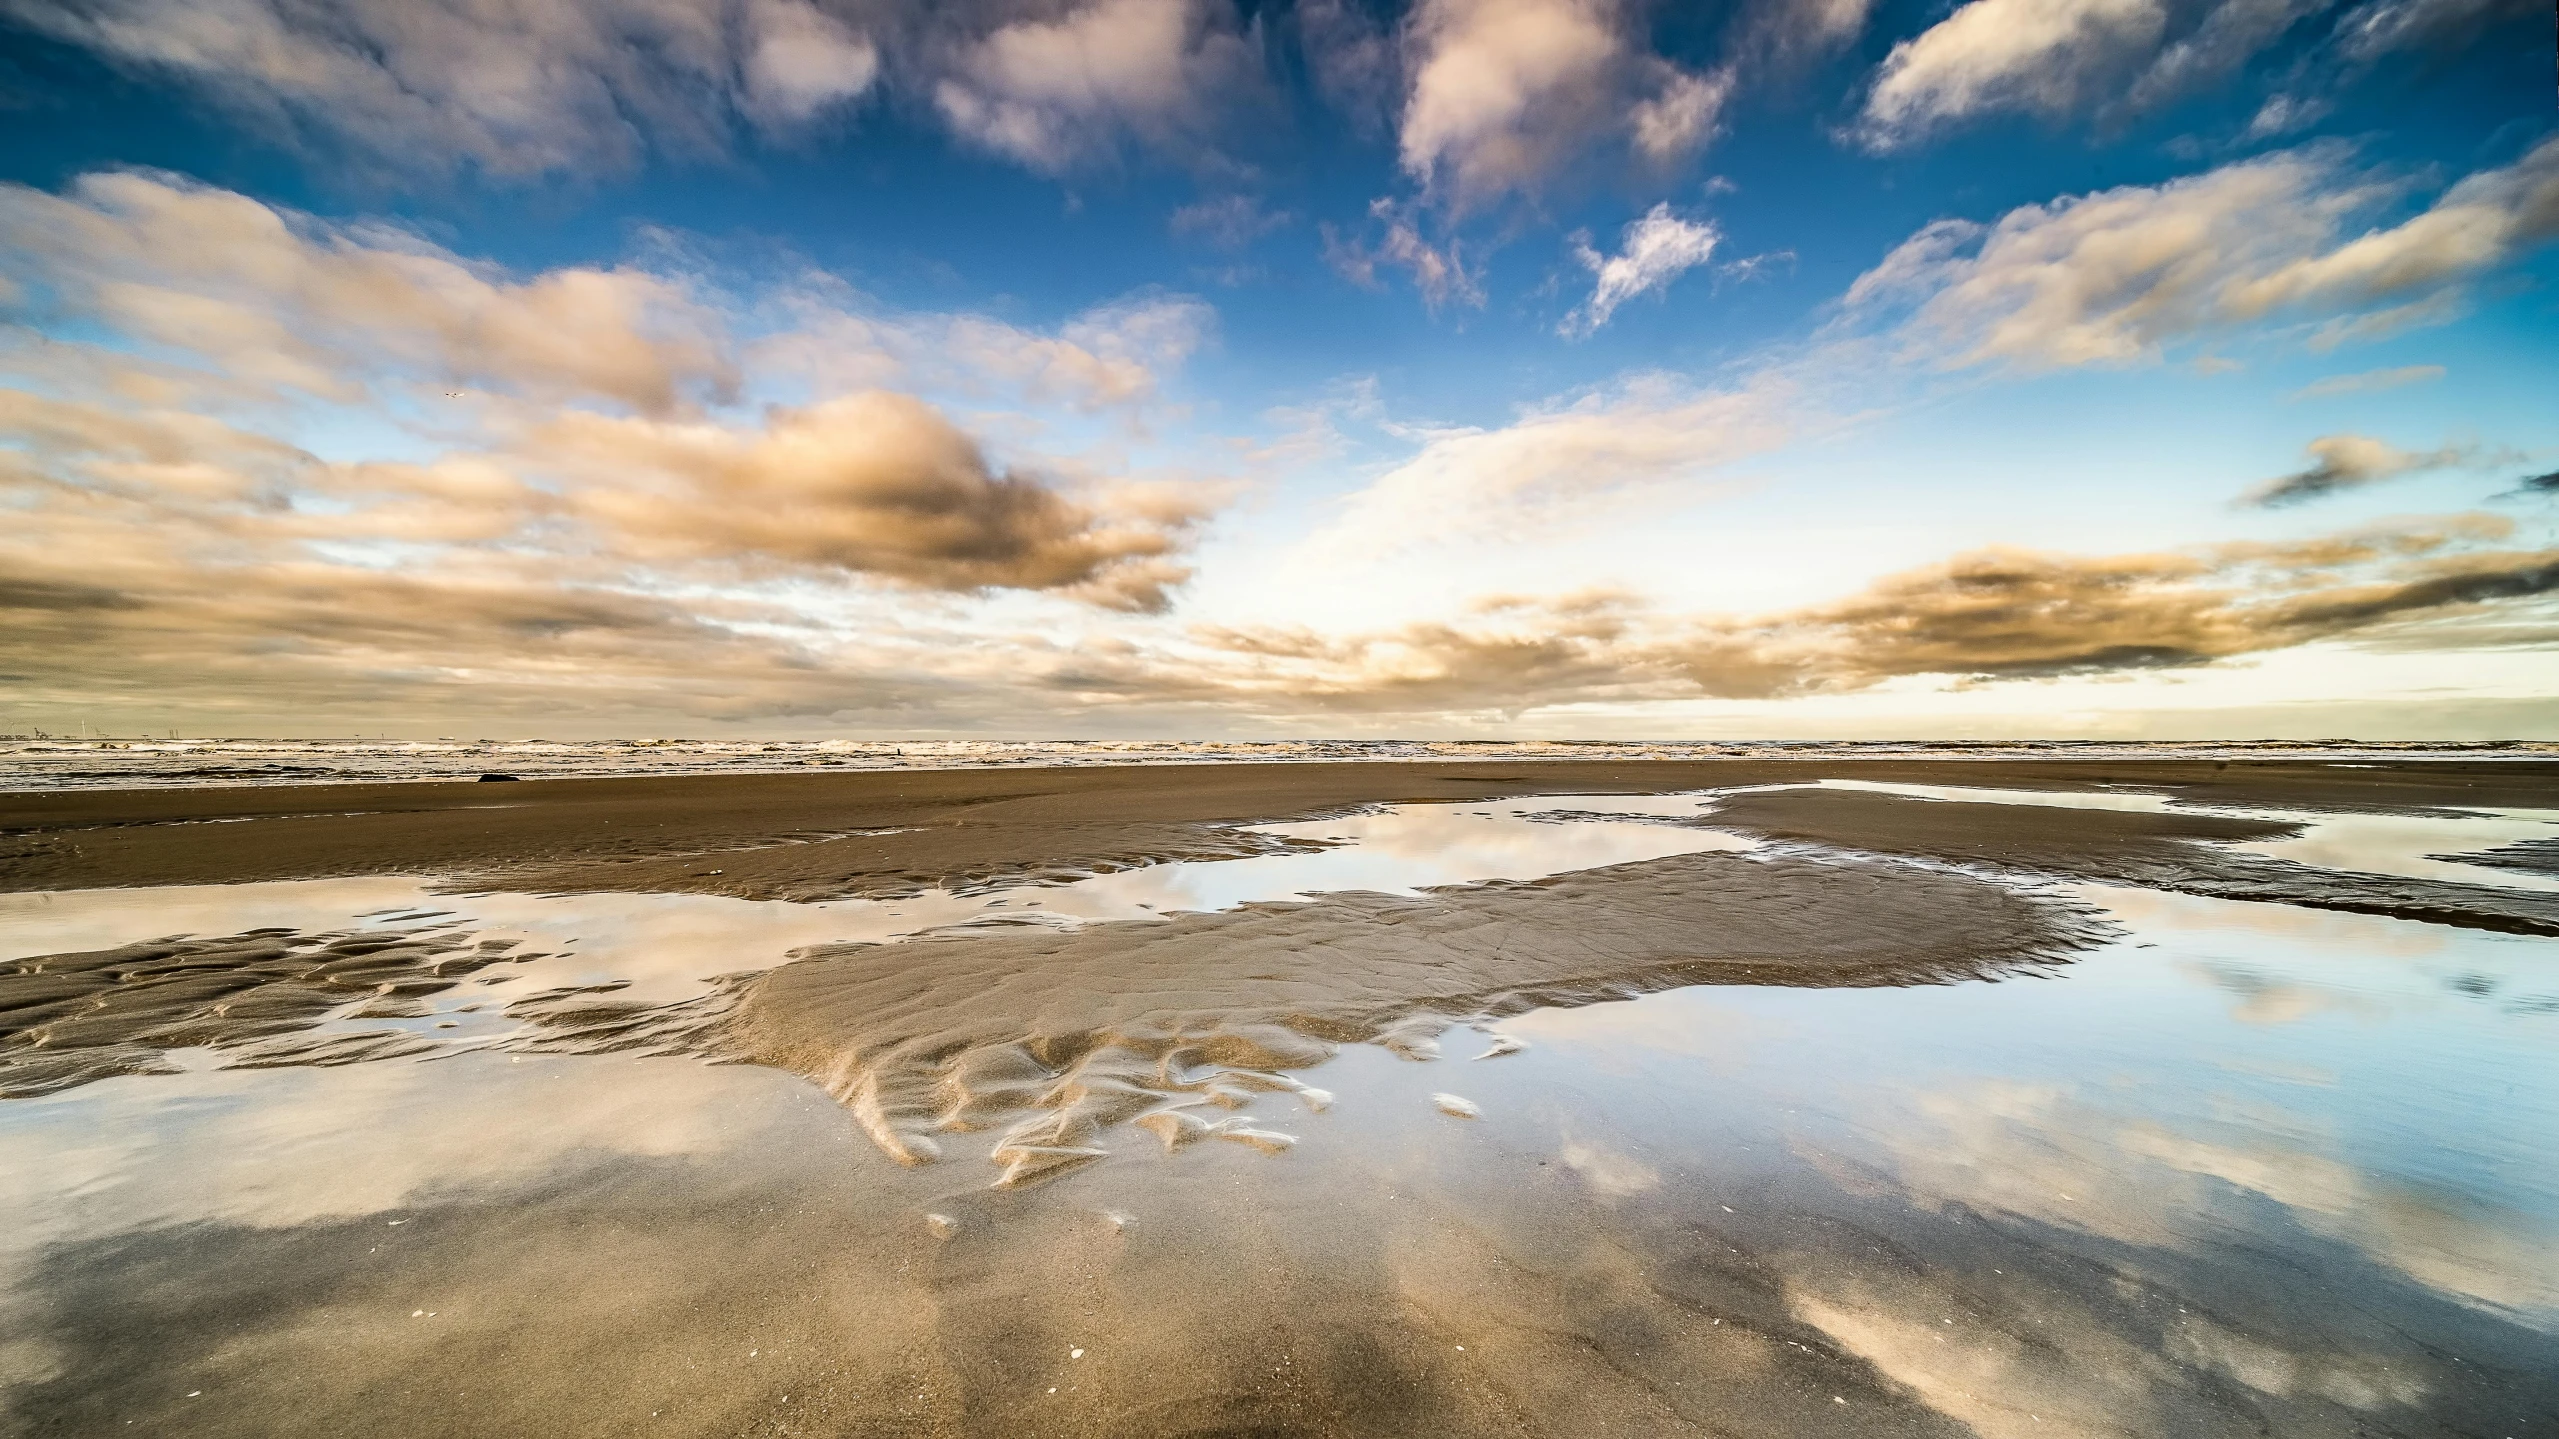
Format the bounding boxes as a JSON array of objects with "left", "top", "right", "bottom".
[{"left": 2, "top": 786, "right": 2553, "bottom": 1436}]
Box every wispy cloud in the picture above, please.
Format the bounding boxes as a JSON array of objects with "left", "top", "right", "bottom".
[
  {"left": 0, "top": 0, "right": 884, "bottom": 178},
  {"left": 0, "top": 0, "right": 1276, "bottom": 182},
  {"left": 1168, "top": 194, "right": 1294, "bottom": 249},
  {"left": 2239, "top": 434, "right": 2472, "bottom": 507},
  {"left": 1854, "top": 0, "right": 2526, "bottom": 150},
  {"left": 2289, "top": 364, "right": 2445, "bottom": 398},
  {"left": 1322, "top": 199, "right": 1487, "bottom": 310},
  {"left": 1846, "top": 137, "right": 2559, "bottom": 369},
  {"left": 1563, "top": 203, "right": 1722, "bottom": 336},
  {"left": 1858, "top": 0, "right": 2168, "bottom": 150}
]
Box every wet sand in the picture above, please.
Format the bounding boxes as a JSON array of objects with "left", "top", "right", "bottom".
[
  {"left": 1697, "top": 786, "right": 2559, "bottom": 935},
  {"left": 11, "top": 757, "right": 2559, "bottom": 899},
  {"left": 726, "top": 850, "right": 2104, "bottom": 1185},
  {"left": 6, "top": 762, "right": 2558, "bottom": 1436}
]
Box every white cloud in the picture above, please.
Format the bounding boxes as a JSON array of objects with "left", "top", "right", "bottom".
[
  {"left": 740, "top": 0, "right": 881, "bottom": 125},
  {"left": 748, "top": 284, "right": 1215, "bottom": 416},
  {"left": 1735, "top": 0, "right": 1878, "bottom": 63},
  {"left": 1398, "top": 0, "right": 1625, "bottom": 203},
  {"left": 1313, "top": 370, "right": 1800, "bottom": 551},
  {"left": 0, "top": 169, "right": 734, "bottom": 413},
  {"left": 0, "top": 0, "right": 887, "bottom": 178},
  {"left": 1857, "top": 0, "right": 2532, "bottom": 148},
  {"left": 1858, "top": 0, "right": 2168, "bottom": 149},
  {"left": 1394, "top": 0, "right": 1732, "bottom": 205},
  {"left": 1628, "top": 63, "right": 1734, "bottom": 164},
  {"left": 1563, "top": 203, "right": 1722, "bottom": 336},
  {"left": 931, "top": 0, "right": 1254, "bottom": 173},
  {"left": 1846, "top": 137, "right": 2559, "bottom": 369},
  {"left": 2333, "top": 0, "right": 2536, "bottom": 61}
]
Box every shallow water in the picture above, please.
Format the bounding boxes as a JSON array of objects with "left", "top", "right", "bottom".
[
  {"left": 3, "top": 784, "right": 2555, "bottom": 1435},
  {"left": 1773, "top": 777, "right": 2559, "bottom": 893},
  {"left": 0, "top": 795, "right": 1752, "bottom": 1052}
]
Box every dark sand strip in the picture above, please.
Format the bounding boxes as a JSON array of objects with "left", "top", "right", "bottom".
[
  {"left": 10, "top": 758, "right": 2559, "bottom": 899},
  {"left": 2435, "top": 835, "right": 2559, "bottom": 881},
  {"left": 1698, "top": 787, "right": 2559, "bottom": 935}
]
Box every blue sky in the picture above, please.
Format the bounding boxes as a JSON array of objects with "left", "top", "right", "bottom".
[{"left": 0, "top": 0, "right": 2553, "bottom": 738}]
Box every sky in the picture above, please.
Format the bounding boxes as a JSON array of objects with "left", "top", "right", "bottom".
[{"left": 0, "top": 0, "right": 2553, "bottom": 740}]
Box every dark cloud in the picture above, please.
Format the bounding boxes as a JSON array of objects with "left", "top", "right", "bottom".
[
  {"left": 553, "top": 393, "right": 1203, "bottom": 610},
  {"left": 1178, "top": 521, "right": 2559, "bottom": 714},
  {"left": 2240, "top": 434, "right": 2469, "bottom": 508}
]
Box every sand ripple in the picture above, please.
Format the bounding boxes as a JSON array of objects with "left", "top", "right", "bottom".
[{"left": 720, "top": 849, "right": 2107, "bottom": 1185}]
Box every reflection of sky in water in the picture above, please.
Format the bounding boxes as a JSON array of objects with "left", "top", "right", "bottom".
[
  {"left": 0, "top": 794, "right": 1746, "bottom": 1033},
  {"left": 1754, "top": 778, "right": 2559, "bottom": 893},
  {"left": 7, "top": 787, "right": 2559, "bottom": 1431},
  {"left": 1504, "top": 885, "right": 2559, "bottom": 1326}
]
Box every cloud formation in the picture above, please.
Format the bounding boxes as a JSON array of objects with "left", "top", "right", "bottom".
[
  {"left": 2289, "top": 365, "right": 2444, "bottom": 398},
  {"left": 1313, "top": 370, "right": 1800, "bottom": 551},
  {"left": 1393, "top": 0, "right": 1729, "bottom": 206},
  {"left": 0, "top": 167, "right": 1225, "bottom": 749},
  {"left": 554, "top": 393, "right": 1204, "bottom": 608},
  {"left": 0, "top": 170, "right": 734, "bottom": 413},
  {"left": 1169, "top": 194, "right": 1293, "bottom": 249},
  {"left": 1190, "top": 516, "right": 2559, "bottom": 713},
  {"left": 0, "top": 0, "right": 888, "bottom": 178},
  {"left": 931, "top": 0, "right": 1256, "bottom": 172},
  {"left": 1564, "top": 203, "right": 1722, "bottom": 335},
  {"left": 1322, "top": 200, "right": 1487, "bottom": 310},
  {"left": 0, "top": 0, "right": 1289, "bottom": 180},
  {"left": 1857, "top": 0, "right": 2528, "bottom": 148},
  {"left": 1848, "top": 137, "right": 2559, "bottom": 369},
  {"left": 1859, "top": 0, "right": 2168, "bottom": 149},
  {"left": 2239, "top": 433, "right": 2470, "bottom": 507}
]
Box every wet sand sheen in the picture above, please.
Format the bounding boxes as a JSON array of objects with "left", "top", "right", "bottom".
[
  {"left": 725, "top": 849, "right": 2104, "bottom": 1186},
  {"left": 12, "top": 757, "right": 2559, "bottom": 898},
  {"left": 4, "top": 764, "right": 2556, "bottom": 1437}
]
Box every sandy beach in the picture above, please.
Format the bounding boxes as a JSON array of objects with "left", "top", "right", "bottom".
[{"left": 5, "top": 758, "right": 2558, "bottom": 1436}]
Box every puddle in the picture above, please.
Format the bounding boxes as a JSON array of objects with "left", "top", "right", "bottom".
[{"left": 1, "top": 794, "right": 1750, "bottom": 1055}]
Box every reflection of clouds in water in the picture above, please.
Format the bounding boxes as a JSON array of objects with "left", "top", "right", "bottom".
[
  {"left": 2210, "top": 1054, "right": 2340, "bottom": 1087},
  {"left": 1872, "top": 1080, "right": 2559, "bottom": 1321},
  {"left": 2179, "top": 960, "right": 2388, "bottom": 1025},
  {"left": 0, "top": 1053, "right": 787, "bottom": 1423},
  {"left": 1558, "top": 1139, "right": 1659, "bottom": 1196},
  {"left": 1127, "top": 797, "right": 1746, "bottom": 912},
  {"left": 2235, "top": 811, "right": 2559, "bottom": 894},
  {"left": 1500, "top": 993, "right": 1775, "bottom": 1068},
  {"left": 1805, "top": 780, "right": 2559, "bottom": 894},
  {"left": 1786, "top": 1272, "right": 2180, "bottom": 1439},
  {"left": 1804, "top": 778, "right": 2181, "bottom": 813},
  {"left": 2, "top": 796, "right": 1757, "bottom": 1015},
  {"left": 0, "top": 1055, "right": 769, "bottom": 1255},
  {"left": 2087, "top": 884, "right": 2452, "bottom": 956},
  {"left": 1784, "top": 1257, "right": 2428, "bottom": 1439}
]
